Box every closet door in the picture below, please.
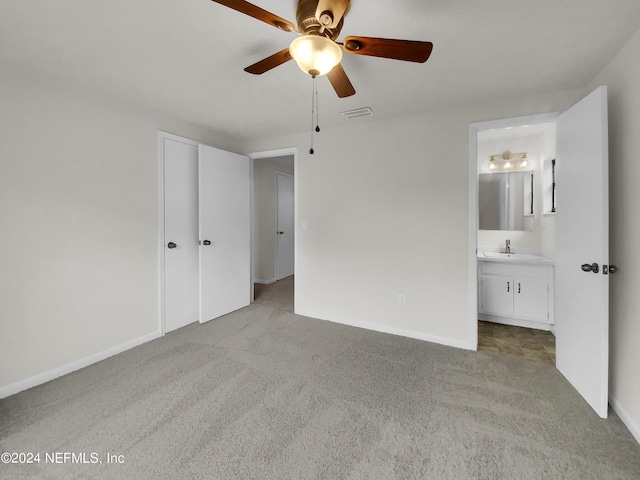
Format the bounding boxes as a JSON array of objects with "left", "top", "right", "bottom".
[
  {"left": 163, "top": 137, "right": 200, "bottom": 333},
  {"left": 198, "top": 145, "right": 251, "bottom": 323}
]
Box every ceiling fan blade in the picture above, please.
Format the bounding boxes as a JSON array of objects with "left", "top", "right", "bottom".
[
  {"left": 342, "top": 36, "right": 433, "bottom": 63},
  {"left": 210, "top": 0, "right": 296, "bottom": 32},
  {"left": 244, "top": 48, "right": 292, "bottom": 74},
  {"left": 326, "top": 63, "right": 356, "bottom": 98},
  {"left": 315, "top": 0, "right": 350, "bottom": 30}
]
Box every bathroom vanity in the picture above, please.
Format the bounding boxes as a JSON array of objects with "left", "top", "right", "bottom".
[{"left": 478, "top": 252, "right": 554, "bottom": 330}]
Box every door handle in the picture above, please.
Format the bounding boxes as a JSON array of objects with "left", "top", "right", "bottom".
[
  {"left": 167, "top": 242, "right": 177, "bottom": 249},
  {"left": 202, "top": 240, "right": 211, "bottom": 246},
  {"left": 277, "top": 231, "right": 284, "bottom": 235},
  {"left": 581, "top": 263, "right": 599, "bottom": 274}
]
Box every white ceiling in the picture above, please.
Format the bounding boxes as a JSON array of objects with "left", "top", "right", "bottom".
[
  {"left": 478, "top": 123, "right": 554, "bottom": 141},
  {"left": 2, "top": 0, "right": 639, "bottom": 142}
]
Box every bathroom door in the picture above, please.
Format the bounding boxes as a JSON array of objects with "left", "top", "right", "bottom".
[{"left": 555, "top": 86, "right": 609, "bottom": 418}]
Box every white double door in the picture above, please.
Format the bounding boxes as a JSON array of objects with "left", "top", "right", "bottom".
[{"left": 162, "top": 134, "right": 250, "bottom": 333}]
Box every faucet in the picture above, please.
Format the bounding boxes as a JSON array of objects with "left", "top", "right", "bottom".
[{"left": 505, "top": 239, "right": 511, "bottom": 254}]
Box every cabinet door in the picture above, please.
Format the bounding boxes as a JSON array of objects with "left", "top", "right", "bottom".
[
  {"left": 481, "top": 276, "right": 513, "bottom": 317},
  {"left": 514, "top": 277, "right": 548, "bottom": 322}
]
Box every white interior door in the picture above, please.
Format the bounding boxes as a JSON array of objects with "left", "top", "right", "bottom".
[
  {"left": 555, "top": 86, "right": 609, "bottom": 418},
  {"left": 276, "top": 173, "right": 294, "bottom": 280},
  {"left": 199, "top": 145, "right": 251, "bottom": 323},
  {"left": 163, "top": 137, "right": 200, "bottom": 333}
]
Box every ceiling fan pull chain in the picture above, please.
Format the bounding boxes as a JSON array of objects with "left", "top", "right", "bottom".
[
  {"left": 315, "top": 79, "right": 320, "bottom": 133},
  {"left": 309, "top": 75, "right": 317, "bottom": 154}
]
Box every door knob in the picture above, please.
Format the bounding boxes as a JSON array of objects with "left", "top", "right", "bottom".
[
  {"left": 167, "top": 242, "right": 177, "bottom": 249},
  {"left": 581, "top": 263, "right": 599, "bottom": 274},
  {"left": 277, "top": 231, "right": 284, "bottom": 235},
  {"left": 609, "top": 265, "right": 618, "bottom": 274},
  {"left": 203, "top": 240, "right": 211, "bottom": 246}
]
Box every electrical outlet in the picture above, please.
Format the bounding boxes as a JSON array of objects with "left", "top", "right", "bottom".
[{"left": 398, "top": 294, "right": 406, "bottom": 307}]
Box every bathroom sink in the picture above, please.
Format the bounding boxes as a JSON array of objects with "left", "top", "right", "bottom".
[{"left": 480, "top": 252, "right": 542, "bottom": 260}]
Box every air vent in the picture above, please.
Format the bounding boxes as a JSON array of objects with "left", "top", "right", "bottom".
[{"left": 340, "top": 107, "right": 374, "bottom": 120}]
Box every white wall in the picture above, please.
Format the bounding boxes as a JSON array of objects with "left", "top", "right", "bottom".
[
  {"left": 0, "top": 70, "right": 240, "bottom": 393},
  {"left": 242, "top": 89, "right": 582, "bottom": 348},
  {"left": 253, "top": 158, "right": 294, "bottom": 283},
  {"left": 587, "top": 27, "right": 640, "bottom": 441}
]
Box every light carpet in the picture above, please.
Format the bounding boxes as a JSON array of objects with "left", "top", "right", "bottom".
[{"left": 1, "top": 277, "right": 639, "bottom": 479}]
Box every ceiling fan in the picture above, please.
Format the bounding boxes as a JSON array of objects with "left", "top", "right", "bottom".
[{"left": 209, "top": 0, "right": 434, "bottom": 98}]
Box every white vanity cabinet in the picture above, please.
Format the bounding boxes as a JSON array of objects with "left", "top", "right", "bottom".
[{"left": 478, "top": 258, "right": 554, "bottom": 330}]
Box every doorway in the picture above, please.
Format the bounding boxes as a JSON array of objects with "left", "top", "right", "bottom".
[
  {"left": 469, "top": 87, "right": 610, "bottom": 418},
  {"left": 468, "top": 113, "right": 559, "bottom": 351},
  {"left": 250, "top": 148, "right": 297, "bottom": 306},
  {"left": 474, "top": 121, "right": 558, "bottom": 366}
]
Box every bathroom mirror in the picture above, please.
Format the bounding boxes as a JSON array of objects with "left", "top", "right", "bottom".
[{"left": 478, "top": 171, "right": 533, "bottom": 231}]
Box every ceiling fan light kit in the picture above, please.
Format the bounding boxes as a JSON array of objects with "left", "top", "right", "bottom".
[{"left": 289, "top": 35, "right": 343, "bottom": 77}]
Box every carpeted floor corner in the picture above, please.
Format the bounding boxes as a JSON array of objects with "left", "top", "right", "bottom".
[{"left": 1, "top": 277, "right": 639, "bottom": 479}]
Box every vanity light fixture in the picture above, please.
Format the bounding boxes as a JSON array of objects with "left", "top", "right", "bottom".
[{"left": 487, "top": 150, "right": 530, "bottom": 172}]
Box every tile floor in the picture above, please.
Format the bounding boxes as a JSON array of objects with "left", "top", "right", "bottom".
[{"left": 477, "top": 320, "right": 556, "bottom": 366}]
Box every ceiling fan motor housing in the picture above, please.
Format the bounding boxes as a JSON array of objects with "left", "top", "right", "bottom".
[{"left": 296, "top": 0, "right": 344, "bottom": 39}]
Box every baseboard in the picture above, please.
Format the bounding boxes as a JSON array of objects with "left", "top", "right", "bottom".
[
  {"left": 296, "top": 309, "right": 474, "bottom": 351},
  {"left": 0, "top": 330, "right": 161, "bottom": 399},
  {"left": 478, "top": 313, "right": 553, "bottom": 331},
  {"left": 609, "top": 393, "right": 640, "bottom": 445},
  {"left": 254, "top": 277, "right": 276, "bottom": 285}
]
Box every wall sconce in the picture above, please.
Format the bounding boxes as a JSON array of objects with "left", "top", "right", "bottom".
[{"left": 488, "top": 150, "right": 530, "bottom": 172}]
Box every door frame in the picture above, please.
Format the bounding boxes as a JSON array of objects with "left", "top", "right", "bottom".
[
  {"left": 249, "top": 147, "right": 298, "bottom": 305},
  {"left": 157, "top": 131, "right": 202, "bottom": 335},
  {"left": 468, "top": 112, "right": 560, "bottom": 350},
  {"left": 275, "top": 172, "right": 295, "bottom": 281}
]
